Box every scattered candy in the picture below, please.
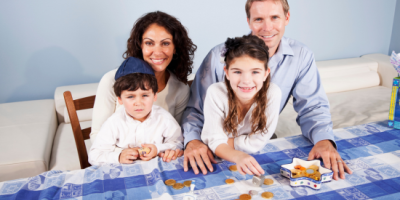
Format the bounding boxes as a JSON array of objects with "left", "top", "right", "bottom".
[
  {"left": 239, "top": 194, "right": 252, "bottom": 200},
  {"left": 172, "top": 183, "right": 184, "bottom": 190},
  {"left": 184, "top": 180, "right": 192, "bottom": 187},
  {"left": 263, "top": 178, "right": 274, "bottom": 185},
  {"left": 165, "top": 179, "right": 176, "bottom": 186},
  {"left": 229, "top": 165, "right": 238, "bottom": 172},
  {"left": 225, "top": 179, "right": 235, "bottom": 184},
  {"left": 261, "top": 191, "right": 273, "bottom": 199}
]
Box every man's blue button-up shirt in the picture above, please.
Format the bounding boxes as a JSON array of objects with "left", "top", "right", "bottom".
[{"left": 181, "top": 36, "right": 335, "bottom": 147}]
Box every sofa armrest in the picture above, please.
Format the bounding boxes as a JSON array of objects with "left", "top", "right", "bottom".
[
  {"left": 361, "top": 54, "right": 398, "bottom": 88},
  {"left": 54, "top": 83, "right": 98, "bottom": 124}
]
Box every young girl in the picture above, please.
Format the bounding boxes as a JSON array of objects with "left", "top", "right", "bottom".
[{"left": 201, "top": 35, "right": 282, "bottom": 176}]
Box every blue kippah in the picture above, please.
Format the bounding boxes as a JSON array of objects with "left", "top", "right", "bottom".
[{"left": 115, "top": 57, "right": 155, "bottom": 80}]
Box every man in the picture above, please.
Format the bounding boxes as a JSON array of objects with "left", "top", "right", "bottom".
[{"left": 181, "top": 0, "right": 352, "bottom": 180}]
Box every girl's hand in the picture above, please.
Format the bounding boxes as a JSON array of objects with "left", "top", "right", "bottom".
[
  {"left": 119, "top": 147, "right": 140, "bottom": 164},
  {"left": 140, "top": 144, "right": 158, "bottom": 161},
  {"left": 158, "top": 149, "right": 184, "bottom": 162},
  {"left": 234, "top": 151, "right": 264, "bottom": 176}
]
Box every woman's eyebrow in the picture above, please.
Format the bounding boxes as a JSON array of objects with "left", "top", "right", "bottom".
[
  {"left": 143, "top": 38, "right": 154, "bottom": 41},
  {"left": 160, "top": 38, "right": 173, "bottom": 42}
]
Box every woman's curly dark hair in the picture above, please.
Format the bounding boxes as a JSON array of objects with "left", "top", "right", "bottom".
[{"left": 123, "top": 11, "right": 197, "bottom": 84}]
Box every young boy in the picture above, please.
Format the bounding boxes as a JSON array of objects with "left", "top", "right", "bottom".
[{"left": 89, "top": 57, "right": 183, "bottom": 166}]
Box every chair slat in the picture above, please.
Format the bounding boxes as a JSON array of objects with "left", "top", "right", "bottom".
[
  {"left": 82, "top": 128, "right": 91, "bottom": 140},
  {"left": 74, "top": 95, "right": 95, "bottom": 110}
]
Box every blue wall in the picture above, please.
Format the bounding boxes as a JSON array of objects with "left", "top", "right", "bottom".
[
  {"left": 390, "top": 0, "right": 400, "bottom": 55},
  {"left": 0, "top": 0, "right": 397, "bottom": 103}
]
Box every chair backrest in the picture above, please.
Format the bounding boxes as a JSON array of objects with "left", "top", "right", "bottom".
[{"left": 63, "top": 91, "right": 95, "bottom": 169}]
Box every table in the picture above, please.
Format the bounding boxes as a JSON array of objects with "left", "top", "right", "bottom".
[{"left": 1, "top": 121, "right": 400, "bottom": 200}]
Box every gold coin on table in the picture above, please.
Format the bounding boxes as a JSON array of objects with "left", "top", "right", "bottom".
[
  {"left": 164, "top": 179, "right": 176, "bottom": 186},
  {"left": 225, "top": 178, "right": 235, "bottom": 184},
  {"left": 229, "top": 165, "right": 238, "bottom": 172},
  {"left": 261, "top": 192, "right": 274, "bottom": 199},
  {"left": 263, "top": 178, "right": 274, "bottom": 185},
  {"left": 172, "top": 183, "right": 184, "bottom": 190},
  {"left": 183, "top": 180, "right": 192, "bottom": 187},
  {"left": 239, "top": 194, "right": 252, "bottom": 200}
]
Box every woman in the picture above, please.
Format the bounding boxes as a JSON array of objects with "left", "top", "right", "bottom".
[{"left": 91, "top": 11, "right": 196, "bottom": 161}]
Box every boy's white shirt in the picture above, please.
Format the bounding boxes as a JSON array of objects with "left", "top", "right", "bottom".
[
  {"left": 201, "top": 82, "right": 282, "bottom": 154},
  {"left": 90, "top": 69, "right": 190, "bottom": 144},
  {"left": 89, "top": 105, "right": 183, "bottom": 166}
]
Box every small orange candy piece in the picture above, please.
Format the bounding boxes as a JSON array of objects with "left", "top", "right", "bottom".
[{"left": 294, "top": 165, "right": 302, "bottom": 169}]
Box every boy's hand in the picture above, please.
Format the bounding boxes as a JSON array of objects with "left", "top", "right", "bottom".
[
  {"left": 119, "top": 148, "right": 140, "bottom": 164},
  {"left": 233, "top": 151, "right": 264, "bottom": 176},
  {"left": 158, "top": 149, "right": 183, "bottom": 162},
  {"left": 140, "top": 144, "right": 158, "bottom": 161}
]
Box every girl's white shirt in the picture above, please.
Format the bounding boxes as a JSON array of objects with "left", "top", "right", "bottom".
[
  {"left": 201, "top": 82, "right": 282, "bottom": 154},
  {"left": 89, "top": 105, "right": 183, "bottom": 166},
  {"left": 90, "top": 69, "right": 190, "bottom": 144}
]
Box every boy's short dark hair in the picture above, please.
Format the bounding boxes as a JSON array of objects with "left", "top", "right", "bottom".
[{"left": 113, "top": 73, "right": 158, "bottom": 97}]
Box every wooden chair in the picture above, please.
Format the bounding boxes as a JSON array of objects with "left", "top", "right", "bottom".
[{"left": 63, "top": 91, "right": 95, "bottom": 169}]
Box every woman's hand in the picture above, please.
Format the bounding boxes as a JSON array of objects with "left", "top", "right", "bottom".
[
  {"left": 233, "top": 151, "right": 264, "bottom": 176},
  {"left": 140, "top": 144, "right": 158, "bottom": 161},
  {"left": 119, "top": 147, "right": 140, "bottom": 164},
  {"left": 158, "top": 149, "right": 184, "bottom": 162}
]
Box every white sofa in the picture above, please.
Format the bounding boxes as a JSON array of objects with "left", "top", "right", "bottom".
[
  {"left": 276, "top": 54, "right": 397, "bottom": 137},
  {"left": 0, "top": 53, "right": 396, "bottom": 182}
]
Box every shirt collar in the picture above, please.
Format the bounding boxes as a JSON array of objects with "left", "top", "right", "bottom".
[{"left": 276, "top": 36, "right": 294, "bottom": 57}]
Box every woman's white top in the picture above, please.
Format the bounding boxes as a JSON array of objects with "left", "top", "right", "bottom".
[
  {"left": 89, "top": 105, "right": 183, "bottom": 166},
  {"left": 201, "top": 82, "right": 282, "bottom": 154},
  {"left": 90, "top": 69, "right": 190, "bottom": 143}
]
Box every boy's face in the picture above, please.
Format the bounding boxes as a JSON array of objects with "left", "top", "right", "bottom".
[{"left": 117, "top": 88, "right": 157, "bottom": 122}]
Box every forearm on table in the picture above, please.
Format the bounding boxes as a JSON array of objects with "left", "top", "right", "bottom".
[
  {"left": 182, "top": 108, "right": 204, "bottom": 146},
  {"left": 297, "top": 105, "right": 336, "bottom": 148},
  {"left": 215, "top": 143, "right": 239, "bottom": 163},
  {"left": 89, "top": 148, "right": 122, "bottom": 165}
]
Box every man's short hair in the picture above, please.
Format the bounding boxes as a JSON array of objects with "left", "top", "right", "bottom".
[
  {"left": 245, "top": 0, "right": 289, "bottom": 18},
  {"left": 113, "top": 73, "right": 158, "bottom": 97}
]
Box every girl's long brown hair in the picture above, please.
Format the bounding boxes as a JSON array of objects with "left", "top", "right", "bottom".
[{"left": 223, "top": 35, "right": 271, "bottom": 137}]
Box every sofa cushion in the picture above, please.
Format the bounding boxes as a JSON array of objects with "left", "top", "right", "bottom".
[
  {"left": 275, "top": 86, "right": 391, "bottom": 138},
  {"left": 49, "top": 121, "right": 92, "bottom": 171},
  {"left": 361, "top": 54, "right": 396, "bottom": 88},
  {"left": 0, "top": 100, "right": 57, "bottom": 182},
  {"left": 316, "top": 58, "right": 380, "bottom": 93},
  {"left": 54, "top": 83, "right": 98, "bottom": 124}
]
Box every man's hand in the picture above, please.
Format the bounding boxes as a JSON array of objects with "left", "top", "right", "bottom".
[
  {"left": 308, "top": 140, "right": 352, "bottom": 180},
  {"left": 140, "top": 144, "right": 158, "bottom": 161},
  {"left": 119, "top": 148, "right": 139, "bottom": 164},
  {"left": 184, "top": 140, "right": 217, "bottom": 175},
  {"left": 158, "top": 149, "right": 184, "bottom": 162}
]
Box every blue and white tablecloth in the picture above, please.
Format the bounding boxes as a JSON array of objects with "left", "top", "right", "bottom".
[{"left": 1, "top": 121, "right": 400, "bottom": 200}]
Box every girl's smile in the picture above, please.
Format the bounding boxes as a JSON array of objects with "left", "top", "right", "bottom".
[{"left": 224, "top": 55, "right": 270, "bottom": 105}]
